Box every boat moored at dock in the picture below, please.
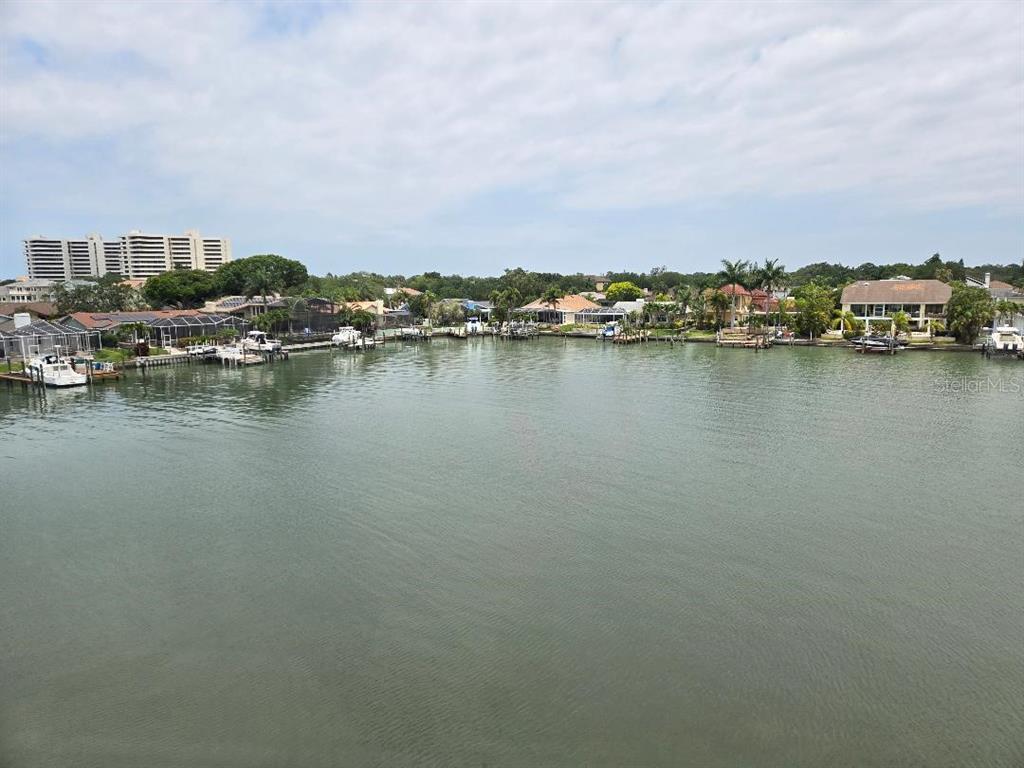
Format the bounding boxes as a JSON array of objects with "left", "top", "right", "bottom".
[
  {"left": 26, "top": 350, "right": 88, "bottom": 387},
  {"left": 242, "top": 330, "right": 282, "bottom": 353},
  {"left": 850, "top": 335, "right": 906, "bottom": 354},
  {"left": 331, "top": 327, "right": 361, "bottom": 346},
  {"left": 983, "top": 326, "right": 1024, "bottom": 358}
]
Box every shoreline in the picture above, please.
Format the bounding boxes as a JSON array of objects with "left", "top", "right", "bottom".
[{"left": 533, "top": 331, "right": 984, "bottom": 353}]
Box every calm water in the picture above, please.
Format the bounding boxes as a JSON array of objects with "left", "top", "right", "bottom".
[{"left": 1, "top": 340, "right": 1022, "bottom": 767}]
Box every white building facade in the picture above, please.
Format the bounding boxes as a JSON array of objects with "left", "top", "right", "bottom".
[{"left": 24, "top": 230, "right": 231, "bottom": 281}]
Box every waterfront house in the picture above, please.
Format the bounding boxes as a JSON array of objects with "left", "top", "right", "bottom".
[
  {"left": 202, "top": 294, "right": 287, "bottom": 318},
  {"left": 1, "top": 317, "right": 101, "bottom": 360},
  {"left": 461, "top": 299, "right": 493, "bottom": 319},
  {"left": 701, "top": 284, "right": 752, "bottom": 326},
  {"left": 749, "top": 289, "right": 780, "bottom": 314},
  {"left": 518, "top": 294, "right": 600, "bottom": 324},
  {"left": 346, "top": 300, "right": 386, "bottom": 318},
  {"left": 62, "top": 309, "right": 244, "bottom": 345},
  {"left": 840, "top": 278, "right": 952, "bottom": 331}
]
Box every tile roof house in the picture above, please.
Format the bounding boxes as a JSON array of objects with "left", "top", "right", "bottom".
[
  {"left": 840, "top": 279, "right": 952, "bottom": 330},
  {"left": 518, "top": 294, "right": 600, "bottom": 324},
  {"left": 63, "top": 310, "right": 205, "bottom": 331},
  {"left": 201, "top": 295, "right": 287, "bottom": 317},
  {"left": 988, "top": 280, "right": 1024, "bottom": 300},
  {"left": 749, "top": 289, "right": 780, "bottom": 312},
  {"left": 345, "top": 300, "right": 386, "bottom": 317},
  {"left": 702, "top": 284, "right": 754, "bottom": 325}
]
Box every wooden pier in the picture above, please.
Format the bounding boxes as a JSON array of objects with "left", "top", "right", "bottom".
[{"left": 716, "top": 328, "right": 771, "bottom": 349}]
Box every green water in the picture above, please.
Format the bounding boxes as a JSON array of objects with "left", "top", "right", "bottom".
[{"left": 1, "top": 340, "right": 1022, "bottom": 767}]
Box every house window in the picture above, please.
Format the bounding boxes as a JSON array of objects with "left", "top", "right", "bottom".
[
  {"left": 925, "top": 304, "right": 945, "bottom": 316},
  {"left": 873, "top": 304, "right": 886, "bottom": 317},
  {"left": 851, "top": 304, "right": 866, "bottom": 316}
]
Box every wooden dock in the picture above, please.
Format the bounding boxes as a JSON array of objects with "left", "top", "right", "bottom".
[
  {"left": 136, "top": 352, "right": 191, "bottom": 367},
  {"left": 716, "top": 329, "right": 771, "bottom": 349}
]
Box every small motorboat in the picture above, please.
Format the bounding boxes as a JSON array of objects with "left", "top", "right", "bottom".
[
  {"left": 242, "top": 330, "right": 282, "bottom": 352},
  {"left": 850, "top": 335, "right": 905, "bottom": 352},
  {"left": 465, "top": 316, "right": 484, "bottom": 335},
  {"left": 601, "top": 322, "right": 619, "bottom": 338},
  {"left": 331, "top": 327, "right": 361, "bottom": 346},
  {"left": 185, "top": 343, "right": 217, "bottom": 356},
  {"left": 26, "top": 350, "right": 88, "bottom": 387}
]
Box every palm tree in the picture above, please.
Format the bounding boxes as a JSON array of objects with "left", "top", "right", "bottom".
[
  {"left": 244, "top": 266, "right": 281, "bottom": 321},
  {"left": 890, "top": 310, "right": 910, "bottom": 337},
  {"left": 718, "top": 259, "right": 750, "bottom": 328},
  {"left": 754, "top": 259, "right": 786, "bottom": 332},
  {"left": 831, "top": 309, "right": 862, "bottom": 336},
  {"left": 691, "top": 285, "right": 710, "bottom": 329},
  {"left": 996, "top": 299, "right": 1018, "bottom": 325},
  {"left": 541, "top": 286, "right": 563, "bottom": 327},
  {"left": 710, "top": 290, "right": 730, "bottom": 329},
  {"left": 673, "top": 285, "right": 693, "bottom": 326}
]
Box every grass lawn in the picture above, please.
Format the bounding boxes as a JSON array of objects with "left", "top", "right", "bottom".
[{"left": 94, "top": 348, "right": 131, "bottom": 363}]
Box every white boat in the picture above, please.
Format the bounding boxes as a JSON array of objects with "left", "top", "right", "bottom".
[
  {"left": 986, "top": 326, "right": 1024, "bottom": 356},
  {"left": 242, "top": 330, "right": 282, "bottom": 352},
  {"left": 331, "top": 327, "right": 362, "bottom": 346},
  {"left": 465, "top": 316, "right": 484, "bottom": 335},
  {"left": 850, "top": 335, "right": 905, "bottom": 350},
  {"left": 26, "top": 351, "right": 88, "bottom": 387},
  {"left": 185, "top": 343, "right": 217, "bottom": 356},
  {"left": 601, "top": 322, "right": 619, "bottom": 338}
]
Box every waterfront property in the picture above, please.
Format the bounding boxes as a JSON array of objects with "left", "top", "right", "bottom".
[
  {"left": 202, "top": 294, "right": 289, "bottom": 318},
  {"left": 0, "top": 318, "right": 101, "bottom": 360},
  {"left": 840, "top": 278, "right": 952, "bottom": 331},
  {"left": 61, "top": 310, "right": 247, "bottom": 345},
  {"left": 518, "top": 293, "right": 600, "bottom": 324}
]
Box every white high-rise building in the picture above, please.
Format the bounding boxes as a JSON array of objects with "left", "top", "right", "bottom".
[{"left": 23, "top": 230, "right": 232, "bottom": 281}]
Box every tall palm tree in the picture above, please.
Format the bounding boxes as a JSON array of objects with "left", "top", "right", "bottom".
[
  {"left": 710, "top": 290, "right": 730, "bottom": 329},
  {"left": 244, "top": 266, "right": 281, "bottom": 321},
  {"left": 542, "top": 286, "right": 563, "bottom": 326},
  {"left": 718, "top": 259, "right": 750, "bottom": 328},
  {"left": 674, "top": 284, "right": 693, "bottom": 326},
  {"left": 755, "top": 259, "right": 787, "bottom": 332}
]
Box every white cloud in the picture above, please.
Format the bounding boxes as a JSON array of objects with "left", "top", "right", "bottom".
[{"left": 1, "top": 0, "right": 1021, "bottom": 236}]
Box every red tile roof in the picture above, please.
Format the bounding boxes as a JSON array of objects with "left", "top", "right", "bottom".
[{"left": 719, "top": 283, "right": 751, "bottom": 297}]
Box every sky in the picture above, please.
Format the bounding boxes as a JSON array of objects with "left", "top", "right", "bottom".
[{"left": 1, "top": 0, "right": 1022, "bottom": 278}]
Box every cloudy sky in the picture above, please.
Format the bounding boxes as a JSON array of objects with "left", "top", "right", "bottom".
[{"left": 1, "top": 0, "right": 1021, "bottom": 277}]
